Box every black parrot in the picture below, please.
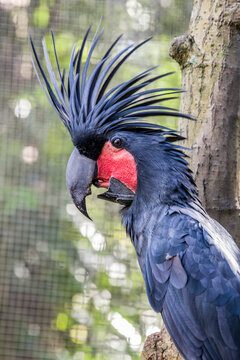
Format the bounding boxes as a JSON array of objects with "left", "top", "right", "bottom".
[{"left": 31, "top": 26, "right": 240, "bottom": 359}]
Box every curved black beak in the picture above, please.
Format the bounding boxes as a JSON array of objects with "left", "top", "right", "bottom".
[{"left": 66, "top": 148, "right": 97, "bottom": 220}]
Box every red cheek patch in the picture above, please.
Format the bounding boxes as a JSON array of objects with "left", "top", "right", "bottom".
[{"left": 96, "top": 141, "right": 137, "bottom": 193}]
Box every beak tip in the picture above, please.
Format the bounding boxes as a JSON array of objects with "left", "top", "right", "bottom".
[
  {"left": 82, "top": 209, "right": 92, "bottom": 221},
  {"left": 75, "top": 199, "right": 92, "bottom": 221}
]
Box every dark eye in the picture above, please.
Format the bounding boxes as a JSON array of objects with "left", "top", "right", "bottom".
[{"left": 112, "top": 137, "right": 122, "bottom": 148}]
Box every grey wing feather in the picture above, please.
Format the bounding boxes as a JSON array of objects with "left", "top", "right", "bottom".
[{"left": 143, "top": 208, "right": 240, "bottom": 360}]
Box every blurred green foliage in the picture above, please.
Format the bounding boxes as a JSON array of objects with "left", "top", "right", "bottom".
[
  {"left": 34, "top": 5, "right": 50, "bottom": 28},
  {"left": 0, "top": 0, "right": 192, "bottom": 359}
]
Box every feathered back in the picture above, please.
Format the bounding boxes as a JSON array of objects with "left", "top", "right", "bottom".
[{"left": 30, "top": 25, "right": 193, "bottom": 146}]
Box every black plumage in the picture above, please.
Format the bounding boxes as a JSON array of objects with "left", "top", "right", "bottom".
[
  {"left": 30, "top": 27, "right": 191, "bottom": 148},
  {"left": 31, "top": 26, "right": 240, "bottom": 360}
]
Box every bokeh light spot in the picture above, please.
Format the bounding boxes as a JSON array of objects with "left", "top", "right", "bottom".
[
  {"left": 14, "top": 98, "right": 32, "bottom": 118},
  {"left": 22, "top": 146, "right": 39, "bottom": 164},
  {"left": 70, "top": 324, "right": 88, "bottom": 344}
]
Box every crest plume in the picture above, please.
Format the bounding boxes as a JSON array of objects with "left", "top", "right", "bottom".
[{"left": 30, "top": 26, "right": 193, "bottom": 145}]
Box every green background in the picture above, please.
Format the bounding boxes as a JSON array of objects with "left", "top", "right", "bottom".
[{"left": 0, "top": 0, "right": 192, "bottom": 359}]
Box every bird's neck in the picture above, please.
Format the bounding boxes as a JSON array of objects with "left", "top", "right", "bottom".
[
  {"left": 133, "top": 144, "right": 200, "bottom": 208},
  {"left": 121, "top": 144, "right": 204, "bottom": 256}
]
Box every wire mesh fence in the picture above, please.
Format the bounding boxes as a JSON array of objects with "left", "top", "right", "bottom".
[{"left": 0, "top": 1, "right": 192, "bottom": 359}]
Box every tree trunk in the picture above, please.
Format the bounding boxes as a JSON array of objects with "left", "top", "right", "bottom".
[
  {"left": 170, "top": 0, "right": 240, "bottom": 245},
  {"left": 142, "top": 1, "right": 240, "bottom": 358}
]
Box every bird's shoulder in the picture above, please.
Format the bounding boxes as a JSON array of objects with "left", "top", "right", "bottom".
[
  {"left": 145, "top": 206, "right": 240, "bottom": 358},
  {"left": 145, "top": 208, "right": 199, "bottom": 312},
  {"left": 145, "top": 206, "right": 240, "bottom": 312}
]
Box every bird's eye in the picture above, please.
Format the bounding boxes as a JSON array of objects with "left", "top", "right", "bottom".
[{"left": 112, "top": 137, "right": 122, "bottom": 148}]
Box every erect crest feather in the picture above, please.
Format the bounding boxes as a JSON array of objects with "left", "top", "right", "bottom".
[{"left": 30, "top": 26, "right": 194, "bottom": 146}]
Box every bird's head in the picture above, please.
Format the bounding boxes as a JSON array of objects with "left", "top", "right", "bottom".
[
  {"left": 65, "top": 131, "right": 138, "bottom": 219},
  {"left": 31, "top": 26, "right": 194, "bottom": 219}
]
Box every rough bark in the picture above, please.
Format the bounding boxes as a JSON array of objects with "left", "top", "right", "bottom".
[
  {"left": 143, "top": 1, "right": 240, "bottom": 359},
  {"left": 170, "top": 0, "right": 240, "bottom": 245},
  {"left": 141, "top": 327, "right": 183, "bottom": 360}
]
